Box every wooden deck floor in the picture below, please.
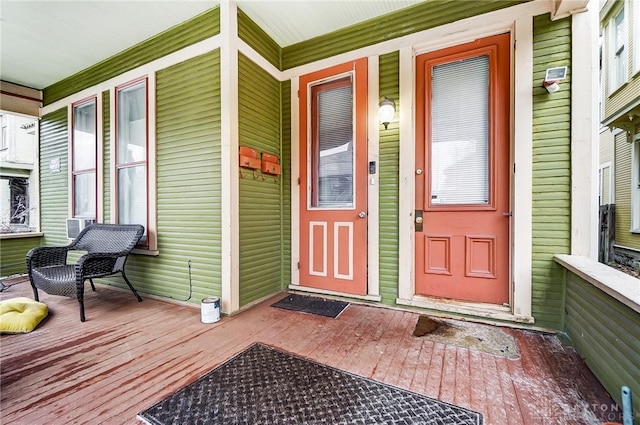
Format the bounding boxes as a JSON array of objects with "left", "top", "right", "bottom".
[{"left": 1, "top": 279, "right": 619, "bottom": 425}]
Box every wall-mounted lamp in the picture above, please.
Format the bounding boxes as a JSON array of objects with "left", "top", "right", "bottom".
[
  {"left": 378, "top": 97, "right": 396, "bottom": 130},
  {"left": 542, "top": 66, "right": 567, "bottom": 94}
]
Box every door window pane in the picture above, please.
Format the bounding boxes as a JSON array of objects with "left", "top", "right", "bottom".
[
  {"left": 311, "top": 78, "right": 354, "bottom": 208},
  {"left": 431, "top": 55, "right": 489, "bottom": 205}
]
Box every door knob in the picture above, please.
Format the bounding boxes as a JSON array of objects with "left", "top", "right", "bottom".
[
  {"left": 358, "top": 211, "right": 367, "bottom": 218},
  {"left": 415, "top": 217, "right": 424, "bottom": 224}
]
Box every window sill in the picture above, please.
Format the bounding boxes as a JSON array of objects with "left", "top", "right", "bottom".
[
  {"left": 554, "top": 254, "right": 640, "bottom": 314},
  {"left": 132, "top": 248, "right": 159, "bottom": 256},
  {"left": 608, "top": 80, "right": 628, "bottom": 98},
  {"left": 0, "top": 232, "right": 43, "bottom": 240}
]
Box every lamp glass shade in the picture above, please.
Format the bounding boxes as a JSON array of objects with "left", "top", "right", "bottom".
[{"left": 378, "top": 99, "right": 395, "bottom": 125}]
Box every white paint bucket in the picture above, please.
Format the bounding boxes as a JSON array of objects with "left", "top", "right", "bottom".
[{"left": 201, "top": 297, "right": 220, "bottom": 323}]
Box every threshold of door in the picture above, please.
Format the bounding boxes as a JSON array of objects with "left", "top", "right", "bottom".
[
  {"left": 396, "top": 295, "right": 534, "bottom": 325},
  {"left": 288, "top": 284, "right": 382, "bottom": 302}
]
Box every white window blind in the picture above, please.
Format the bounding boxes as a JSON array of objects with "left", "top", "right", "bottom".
[
  {"left": 430, "top": 55, "right": 489, "bottom": 205},
  {"left": 314, "top": 81, "right": 354, "bottom": 208}
]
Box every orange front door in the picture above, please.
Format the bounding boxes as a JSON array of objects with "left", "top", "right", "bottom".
[
  {"left": 415, "top": 34, "right": 511, "bottom": 305},
  {"left": 298, "top": 59, "right": 368, "bottom": 295}
]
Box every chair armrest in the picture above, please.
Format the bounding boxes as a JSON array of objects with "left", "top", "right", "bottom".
[
  {"left": 76, "top": 252, "right": 128, "bottom": 279},
  {"left": 27, "top": 246, "right": 71, "bottom": 270}
]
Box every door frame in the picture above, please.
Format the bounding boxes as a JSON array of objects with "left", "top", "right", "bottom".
[
  {"left": 396, "top": 21, "right": 534, "bottom": 324},
  {"left": 289, "top": 57, "right": 382, "bottom": 302}
]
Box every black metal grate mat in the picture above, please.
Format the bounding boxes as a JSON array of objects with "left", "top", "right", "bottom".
[
  {"left": 271, "top": 294, "right": 349, "bottom": 318},
  {"left": 138, "top": 343, "right": 483, "bottom": 425}
]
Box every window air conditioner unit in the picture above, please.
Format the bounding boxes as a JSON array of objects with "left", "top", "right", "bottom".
[{"left": 66, "top": 218, "right": 95, "bottom": 239}]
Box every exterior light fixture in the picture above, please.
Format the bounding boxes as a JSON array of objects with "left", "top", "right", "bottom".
[
  {"left": 378, "top": 97, "right": 396, "bottom": 130},
  {"left": 542, "top": 66, "right": 567, "bottom": 94}
]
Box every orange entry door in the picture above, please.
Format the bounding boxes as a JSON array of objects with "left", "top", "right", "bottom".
[
  {"left": 298, "top": 58, "right": 368, "bottom": 295},
  {"left": 415, "top": 34, "right": 511, "bottom": 305}
]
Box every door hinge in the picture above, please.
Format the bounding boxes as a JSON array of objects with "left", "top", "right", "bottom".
[
  {"left": 297, "top": 177, "right": 301, "bottom": 185},
  {"left": 297, "top": 262, "right": 300, "bottom": 269}
]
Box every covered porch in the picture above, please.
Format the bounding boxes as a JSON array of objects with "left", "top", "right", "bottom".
[{"left": 0, "top": 278, "right": 619, "bottom": 424}]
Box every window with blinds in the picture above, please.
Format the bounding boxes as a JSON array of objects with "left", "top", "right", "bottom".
[
  {"left": 311, "top": 76, "right": 354, "bottom": 208},
  {"left": 430, "top": 55, "right": 489, "bottom": 205}
]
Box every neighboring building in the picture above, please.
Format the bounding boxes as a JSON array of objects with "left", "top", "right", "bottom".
[{"left": 600, "top": 0, "right": 640, "bottom": 267}]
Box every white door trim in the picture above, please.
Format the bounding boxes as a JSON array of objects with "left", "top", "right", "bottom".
[{"left": 396, "top": 18, "right": 534, "bottom": 324}]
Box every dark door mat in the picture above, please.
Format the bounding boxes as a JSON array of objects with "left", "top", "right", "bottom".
[
  {"left": 138, "top": 343, "right": 483, "bottom": 425},
  {"left": 271, "top": 294, "right": 349, "bottom": 318}
]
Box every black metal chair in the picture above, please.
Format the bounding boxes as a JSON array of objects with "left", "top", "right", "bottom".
[{"left": 26, "top": 224, "right": 144, "bottom": 322}]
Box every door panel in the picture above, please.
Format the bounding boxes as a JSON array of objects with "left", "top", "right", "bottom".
[
  {"left": 299, "top": 58, "right": 368, "bottom": 295},
  {"left": 415, "top": 34, "right": 510, "bottom": 305}
]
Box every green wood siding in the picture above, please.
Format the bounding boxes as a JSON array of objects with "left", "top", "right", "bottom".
[
  {"left": 44, "top": 8, "right": 220, "bottom": 105},
  {"left": 531, "top": 14, "right": 572, "bottom": 330},
  {"left": 613, "top": 130, "right": 640, "bottom": 250},
  {"left": 112, "top": 51, "right": 223, "bottom": 302},
  {"left": 238, "top": 9, "right": 281, "bottom": 70},
  {"left": 238, "top": 53, "right": 283, "bottom": 307},
  {"left": 39, "top": 108, "right": 70, "bottom": 246},
  {"left": 281, "top": 81, "right": 292, "bottom": 289},
  {"left": 565, "top": 271, "right": 640, "bottom": 417},
  {"left": 378, "top": 51, "right": 400, "bottom": 305},
  {"left": 0, "top": 237, "right": 42, "bottom": 276},
  {"left": 282, "top": 0, "right": 526, "bottom": 69}
]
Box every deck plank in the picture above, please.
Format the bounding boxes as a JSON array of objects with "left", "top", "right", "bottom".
[{"left": 0, "top": 280, "right": 618, "bottom": 425}]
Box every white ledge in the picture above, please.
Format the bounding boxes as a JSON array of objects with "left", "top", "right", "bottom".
[{"left": 554, "top": 254, "right": 640, "bottom": 314}]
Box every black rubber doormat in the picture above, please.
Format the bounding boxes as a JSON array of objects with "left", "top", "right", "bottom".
[
  {"left": 271, "top": 293, "right": 349, "bottom": 318},
  {"left": 137, "top": 343, "right": 483, "bottom": 425}
]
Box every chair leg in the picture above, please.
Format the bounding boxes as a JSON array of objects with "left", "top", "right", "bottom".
[
  {"left": 122, "top": 271, "right": 142, "bottom": 302},
  {"left": 89, "top": 279, "right": 96, "bottom": 292},
  {"left": 78, "top": 298, "right": 86, "bottom": 322},
  {"left": 31, "top": 282, "right": 40, "bottom": 301}
]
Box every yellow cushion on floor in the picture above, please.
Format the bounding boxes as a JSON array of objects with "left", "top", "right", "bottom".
[{"left": 0, "top": 297, "right": 48, "bottom": 334}]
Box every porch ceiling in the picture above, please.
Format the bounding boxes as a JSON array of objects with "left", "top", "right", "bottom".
[{"left": 0, "top": 0, "right": 426, "bottom": 91}]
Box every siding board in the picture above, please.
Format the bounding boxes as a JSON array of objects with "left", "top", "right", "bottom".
[
  {"left": 565, "top": 271, "right": 640, "bottom": 417},
  {"left": 104, "top": 51, "right": 222, "bottom": 303},
  {"left": 531, "top": 14, "right": 572, "bottom": 330},
  {"left": 238, "top": 53, "right": 283, "bottom": 307},
  {"left": 39, "top": 108, "right": 70, "bottom": 246},
  {"left": 238, "top": 9, "right": 281, "bottom": 69},
  {"left": 378, "top": 51, "right": 400, "bottom": 305}
]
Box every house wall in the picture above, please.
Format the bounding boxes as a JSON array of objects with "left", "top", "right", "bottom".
[
  {"left": 530, "top": 15, "right": 572, "bottom": 330},
  {"left": 599, "top": 128, "right": 615, "bottom": 205},
  {"left": 237, "top": 53, "right": 284, "bottom": 307},
  {"left": 39, "top": 108, "right": 71, "bottom": 245},
  {"left": 37, "top": 2, "right": 579, "bottom": 329},
  {"left": 564, "top": 270, "right": 640, "bottom": 417},
  {"left": 601, "top": 0, "right": 640, "bottom": 121},
  {"left": 613, "top": 129, "right": 640, "bottom": 250},
  {"left": 39, "top": 20, "right": 224, "bottom": 303},
  {"left": 0, "top": 236, "right": 41, "bottom": 276},
  {"left": 378, "top": 51, "right": 400, "bottom": 305}
]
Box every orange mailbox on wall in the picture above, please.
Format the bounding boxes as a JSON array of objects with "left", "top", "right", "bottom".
[
  {"left": 239, "top": 146, "right": 260, "bottom": 170},
  {"left": 261, "top": 152, "right": 281, "bottom": 175}
]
